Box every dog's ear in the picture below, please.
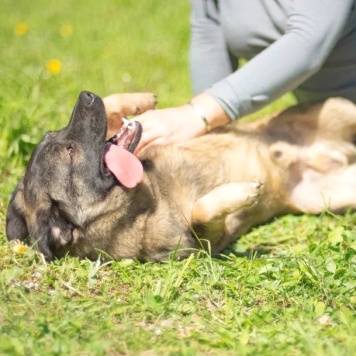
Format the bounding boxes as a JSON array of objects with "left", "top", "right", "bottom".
[
  {"left": 6, "top": 181, "right": 29, "bottom": 242},
  {"left": 25, "top": 197, "right": 55, "bottom": 261},
  {"left": 7, "top": 181, "right": 55, "bottom": 261}
]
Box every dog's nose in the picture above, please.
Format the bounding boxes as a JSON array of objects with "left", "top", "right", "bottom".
[{"left": 80, "top": 91, "right": 96, "bottom": 106}]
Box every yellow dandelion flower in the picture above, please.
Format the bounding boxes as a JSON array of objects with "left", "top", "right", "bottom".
[
  {"left": 47, "top": 59, "right": 62, "bottom": 75},
  {"left": 15, "top": 22, "right": 28, "bottom": 36},
  {"left": 13, "top": 243, "right": 28, "bottom": 254},
  {"left": 60, "top": 24, "right": 73, "bottom": 37}
]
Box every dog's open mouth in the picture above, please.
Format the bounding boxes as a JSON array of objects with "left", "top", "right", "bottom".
[{"left": 104, "top": 119, "right": 143, "bottom": 188}]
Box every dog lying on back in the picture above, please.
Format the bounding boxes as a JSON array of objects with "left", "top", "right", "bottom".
[{"left": 6, "top": 91, "right": 356, "bottom": 261}]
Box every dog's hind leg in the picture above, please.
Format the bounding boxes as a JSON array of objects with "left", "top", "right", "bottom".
[
  {"left": 290, "top": 164, "right": 356, "bottom": 214},
  {"left": 191, "top": 181, "right": 262, "bottom": 225},
  {"left": 190, "top": 182, "right": 262, "bottom": 253}
]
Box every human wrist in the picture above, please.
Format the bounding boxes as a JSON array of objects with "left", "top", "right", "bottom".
[
  {"left": 189, "top": 93, "right": 231, "bottom": 131},
  {"left": 188, "top": 101, "right": 211, "bottom": 132}
]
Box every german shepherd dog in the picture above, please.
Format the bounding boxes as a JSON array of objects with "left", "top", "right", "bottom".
[{"left": 6, "top": 91, "right": 356, "bottom": 261}]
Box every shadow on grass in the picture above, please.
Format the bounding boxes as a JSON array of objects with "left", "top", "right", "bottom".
[{"left": 218, "top": 245, "right": 273, "bottom": 260}]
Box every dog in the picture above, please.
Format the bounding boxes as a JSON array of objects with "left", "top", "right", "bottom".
[{"left": 6, "top": 91, "right": 356, "bottom": 261}]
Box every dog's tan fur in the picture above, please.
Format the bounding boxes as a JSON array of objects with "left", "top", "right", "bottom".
[
  {"left": 103, "top": 93, "right": 157, "bottom": 138},
  {"left": 6, "top": 93, "right": 356, "bottom": 261}
]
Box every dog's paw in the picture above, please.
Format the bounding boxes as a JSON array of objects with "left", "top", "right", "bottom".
[
  {"left": 240, "top": 181, "right": 263, "bottom": 209},
  {"left": 104, "top": 93, "right": 157, "bottom": 138},
  {"left": 136, "top": 93, "right": 157, "bottom": 113},
  {"left": 103, "top": 92, "right": 157, "bottom": 117}
]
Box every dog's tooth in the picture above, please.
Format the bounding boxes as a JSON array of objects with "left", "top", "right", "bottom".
[{"left": 127, "top": 121, "right": 137, "bottom": 132}]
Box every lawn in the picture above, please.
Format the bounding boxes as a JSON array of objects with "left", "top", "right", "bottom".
[{"left": 0, "top": 1, "right": 355, "bottom": 355}]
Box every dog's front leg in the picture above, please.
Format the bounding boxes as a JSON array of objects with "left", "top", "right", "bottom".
[
  {"left": 103, "top": 93, "right": 157, "bottom": 138},
  {"left": 191, "top": 181, "right": 262, "bottom": 225}
]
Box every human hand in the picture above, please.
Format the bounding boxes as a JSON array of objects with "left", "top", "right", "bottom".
[
  {"left": 134, "top": 105, "right": 207, "bottom": 152},
  {"left": 134, "top": 92, "right": 231, "bottom": 153}
]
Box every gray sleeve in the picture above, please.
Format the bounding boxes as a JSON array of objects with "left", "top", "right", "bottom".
[
  {"left": 189, "top": 0, "right": 237, "bottom": 95},
  {"left": 200, "top": 0, "right": 354, "bottom": 120}
]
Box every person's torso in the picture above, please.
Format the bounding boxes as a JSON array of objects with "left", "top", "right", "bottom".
[
  {"left": 218, "top": 0, "right": 356, "bottom": 61},
  {"left": 219, "top": 0, "right": 291, "bottom": 59}
]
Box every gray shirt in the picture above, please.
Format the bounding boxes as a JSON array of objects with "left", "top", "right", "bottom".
[{"left": 190, "top": 0, "right": 356, "bottom": 120}]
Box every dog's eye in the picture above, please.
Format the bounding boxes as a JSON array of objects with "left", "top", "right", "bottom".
[{"left": 67, "top": 146, "right": 75, "bottom": 157}]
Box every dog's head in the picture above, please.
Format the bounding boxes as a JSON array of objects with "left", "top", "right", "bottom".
[{"left": 6, "top": 91, "right": 143, "bottom": 260}]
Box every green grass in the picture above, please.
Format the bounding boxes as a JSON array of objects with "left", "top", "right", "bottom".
[{"left": 0, "top": 1, "right": 355, "bottom": 355}]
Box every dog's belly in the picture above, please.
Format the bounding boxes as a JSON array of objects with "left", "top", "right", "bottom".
[{"left": 136, "top": 136, "right": 285, "bottom": 259}]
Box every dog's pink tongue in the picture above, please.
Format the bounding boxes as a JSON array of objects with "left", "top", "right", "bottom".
[{"left": 104, "top": 145, "right": 143, "bottom": 188}]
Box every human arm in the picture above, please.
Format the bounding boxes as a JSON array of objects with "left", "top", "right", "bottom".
[
  {"left": 134, "top": 0, "right": 233, "bottom": 152},
  {"left": 206, "top": 0, "right": 354, "bottom": 119},
  {"left": 189, "top": 0, "right": 238, "bottom": 94},
  {"left": 135, "top": 92, "right": 230, "bottom": 152},
  {"left": 135, "top": 0, "right": 353, "bottom": 151}
]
